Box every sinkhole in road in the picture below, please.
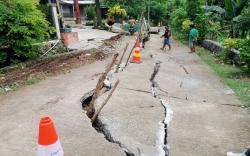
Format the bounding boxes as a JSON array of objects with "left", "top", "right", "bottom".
[
  {"left": 80, "top": 58, "right": 172, "bottom": 156},
  {"left": 81, "top": 90, "right": 135, "bottom": 156}
]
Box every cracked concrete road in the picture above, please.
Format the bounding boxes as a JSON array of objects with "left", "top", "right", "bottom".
[
  {"left": 94, "top": 33, "right": 250, "bottom": 156},
  {"left": 148, "top": 34, "right": 250, "bottom": 155},
  {"left": 0, "top": 31, "right": 249, "bottom": 156},
  {"left": 0, "top": 60, "right": 126, "bottom": 155}
]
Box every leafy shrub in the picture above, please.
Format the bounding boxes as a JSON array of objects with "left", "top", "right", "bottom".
[
  {"left": 207, "top": 20, "right": 221, "bottom": 40},
  {"left": 238, "top": 39, "right": 250, "bottom": 71},
  {"left": 193, "top": 14, "right": 209, "bottom": 41},
  {"left": 186, "top": 0, "right": 203, "bottom": 20},
  {"left": 233, "top": 4, "right": 250, "bottom": 38},
  {"left": 170, "top": 8, "right": 187, "bottom": 32},
  {"left": 85, "top": 20, "right": 95, "bottom": 26},
  {"left": 182, "top": 19, "right": 193, "bottom": 33},
  {"left": 0, "top": 0, "right": 53, "bottom": 67},
  {"left": 86, "top": 5, "right": 96, "bottom": 20},
  {"left": 221, "top": 38, "right": 239, "bottom": 49},
  {"left": 150, "top": 1, "right": 168, "bottom": 25},
  {"left": 107, "top": 6, "right": 127, "bottom": 20},
  {"left": 221, "top": 38, "right": 250, "bottom": 70},
  {"left": 221, "top": 38, "right": 240, "bottom": 62}
]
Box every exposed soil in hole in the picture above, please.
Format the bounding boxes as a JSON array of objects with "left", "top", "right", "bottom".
[
  {"left": 81, "top": 90, "right": 95, "bottom": 109},
  {"left": 81, "top": 90, "right": 135, "bottom": 156}
]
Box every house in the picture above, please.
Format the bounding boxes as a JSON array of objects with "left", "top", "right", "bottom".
[
  {"left": 40, "top": 0, "right": 107, "bottom": 22},
  {"left": 60, "top": 0, "right": 95, "bottom": 20}
]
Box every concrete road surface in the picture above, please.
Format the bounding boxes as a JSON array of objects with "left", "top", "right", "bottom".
[{"left": 0, "top": 32, "right": 249, "bottom": 156}]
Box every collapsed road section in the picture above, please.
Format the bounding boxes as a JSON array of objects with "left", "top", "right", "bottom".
[{"left": 81, "top": 37, "right": 173, "bottom": 156}]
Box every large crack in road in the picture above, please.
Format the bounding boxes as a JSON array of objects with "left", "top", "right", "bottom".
[
  {"left": 80, "top": 53, "right": 172, "bottom": 156},
  {"left": 150, "top": 61, "right": 173, "bottom": 156},
  {"left": 81, "top": 90, "right": 136, "bottom": 156}
]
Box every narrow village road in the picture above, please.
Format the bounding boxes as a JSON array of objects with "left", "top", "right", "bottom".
[{"left": 0, "top": 32, "right": 249, "bottom": 156}]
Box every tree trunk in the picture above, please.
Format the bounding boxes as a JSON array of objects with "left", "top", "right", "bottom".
[
  {"left": 73, "top": 0, "right": 81, "bottom": 24},
  {"left": 95, "top": 0, "right": 102, "bottom": 27}
]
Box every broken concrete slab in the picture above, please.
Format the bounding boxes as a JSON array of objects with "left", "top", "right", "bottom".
[
  {"left": 91, "top": 40, "right": 167, "bottom": 155},
  {"left": 68, "top": 28, "right": 118, "bottom": 50},
  {"left": 0, "top": 60, "right": 126, "bottom": 156}
]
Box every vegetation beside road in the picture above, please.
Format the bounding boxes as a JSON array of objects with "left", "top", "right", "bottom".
[{"left": 198, "top": 47, "right": 250, "bottom": 107}]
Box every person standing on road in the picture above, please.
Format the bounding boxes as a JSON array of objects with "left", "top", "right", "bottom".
[
  {"left": 161, "top": 26, "right": 171, "bottom": 51},
  {"left": 129, "top": 16, "right": 135, "bottom": 35},
  {"left": 189, "top": 24, "right": 199, "bottom": 53}
]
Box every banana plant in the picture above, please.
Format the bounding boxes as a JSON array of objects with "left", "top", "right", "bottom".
[{"left": 224, "top": 0, "right": 248, "bottom": 19}]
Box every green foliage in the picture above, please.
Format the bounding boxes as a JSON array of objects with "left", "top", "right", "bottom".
[
  {"left": 221, "top": 38, "right": 240, "bottom": 62},
  {"left": 182, "top": 19, "right": 193, "bottom": 33},
  {"left": 186, "top": 0, "right": 203, "bottom": 20},
  {"left": 224, "top": 0, "right": 248, "bottom": 19},
  {"left": 193, "top": 14, "right": 209, "bottom": 41},
  {"left": 26, "top": 75, "right": 42, "bottom": 85},
  {"left": 86, "top": 5, "right": 96, "bottom": 20},
  {"left": 107, "top": 5, "right": 127, "bottom": 20},
  {"left": 149, "top": 1, "right": 168, "bottom": 25},
  {"left": 208, "top": 20, "right": 222, "bottom": 40},
  {"left": 103, "top": 0, "right": 145, "bottom": 19},
  {"left": 198, "top": 47, "right": 250, "bottom": 107},
  {"left": 222, "top": 38, "right": 239, "bottom": 49},
  {"left": 170, "top": 8, "right": 187, "bottom": 32},
  {"left": 0, "top": 0, "right": 53, "bottom": 67},
  {"left": 233, "top": 4, "right": 250, "bottom": 38},
  {"left": 38, "top": 4, "right": 50, "bottom": 19},
  {"left": 222, "top": 38, "right": 250, "bottom": 71},
  {"left": 85, "top": 20, "right": 95, "bottom": 26},
  {"left": 238, "top": 39, "right": 250, "bottom": 71}
]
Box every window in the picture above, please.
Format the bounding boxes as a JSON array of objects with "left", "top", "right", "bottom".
[{"left": 62, "top": 4, "right": 73, "bottom": 18}]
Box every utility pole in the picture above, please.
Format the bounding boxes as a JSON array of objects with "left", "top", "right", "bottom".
[
  {"left": 95, "top": 0, "right": 102, "bottom": 27},
  {"left": 48, "top": 0, "right": 60, "bottom": 39},
  {"left": 55, "top": 0, "right": 63, "bottom": 28},
  {"left": 148, "top": 0, "right": 150, "bottom": 23},
  {"left": 73, "top": 0, "right": 81, "bottom": 24}
]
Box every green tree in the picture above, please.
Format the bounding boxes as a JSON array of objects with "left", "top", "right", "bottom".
[
  {"left": 186, "top": 0, "right": 203, "bottom": 20},
  {"left": 150, "top": 1, "right": 168, "bottom": 25},
  {"left": 103, "top": 0, "right": 146, "bottom": 19},
  {"left": 233, "top": 4, "right": 250, "bottom": 38},
  {"left": 86, "top": 5, "right": 96, "bottom": 20},
  {"left": 0, "top": 0, "right": 53, "bottom": 67},
  {"left": 224, "top": 0, "right": 248, "bottom": 19},
  {"left": 170, "top": 7, "right": 187, "bottom": 31}
]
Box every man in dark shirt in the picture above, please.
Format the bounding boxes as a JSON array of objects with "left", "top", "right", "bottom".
[{"left": 161, "top": 26, "right": 171, "bottom": 51}]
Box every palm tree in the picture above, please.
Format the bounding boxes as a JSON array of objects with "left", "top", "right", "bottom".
[{"left": 224, "top": 0, "right": 248, "bottom": 19}]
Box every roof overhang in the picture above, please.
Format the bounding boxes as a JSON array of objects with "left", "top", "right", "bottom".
[{"left": 60, "top": 0, "right": 95, "bottom": 5}]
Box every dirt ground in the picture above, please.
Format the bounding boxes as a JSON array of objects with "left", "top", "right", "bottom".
[{"left": 0, "top": 34, "right": 122, "bottom": 89}]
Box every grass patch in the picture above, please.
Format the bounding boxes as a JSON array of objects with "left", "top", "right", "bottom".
[
  {"left": 197, "top": 47, "right": 250, "bottom": 107},
  {"left": 0, "top": 75, "right": 44, "bottom": 94},
  {"left": 25, "top": 75, "right": 43, "bottom": 85}
]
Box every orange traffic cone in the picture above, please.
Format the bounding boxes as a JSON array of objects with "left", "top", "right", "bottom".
[
  {"left": 130, "top": 37, "right": 142, "bottom": 64},
  {"left": 37, "top": 116, "right": 64, "bottom": 156}
]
